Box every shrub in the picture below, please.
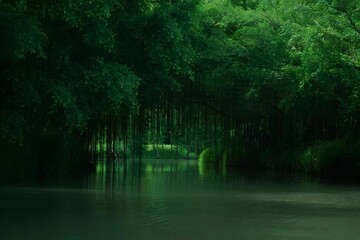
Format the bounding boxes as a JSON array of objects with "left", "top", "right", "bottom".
[
  {"left": 198, "top": 147, "right": 217, "bottom": 168},
  {"left": 300, "top": 139, "right": 360, "bottom": 177}
]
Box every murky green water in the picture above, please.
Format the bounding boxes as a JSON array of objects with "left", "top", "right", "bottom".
[{"left": 1, "top": 159, "right": 360, "bottom": 240}]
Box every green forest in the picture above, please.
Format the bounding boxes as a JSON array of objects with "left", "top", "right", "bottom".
[{"left": 1, "top": 0, "right": 360, "bottom": 181}]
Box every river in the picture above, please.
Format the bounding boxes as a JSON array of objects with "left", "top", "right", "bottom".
[{"left": 1, "top": 159, "right": 360, "bottom": 240}]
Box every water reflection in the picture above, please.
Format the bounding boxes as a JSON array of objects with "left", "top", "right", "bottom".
[
  {"left": 85, "top": 159, "right": 199, "bottom": 193},
  {"left": 1, "top": 159, "right": 360, "bottom": 240}
]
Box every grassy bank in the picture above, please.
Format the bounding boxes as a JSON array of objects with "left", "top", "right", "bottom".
[{"left": 143, "top": 144, "right": 196, "bottom": 159}]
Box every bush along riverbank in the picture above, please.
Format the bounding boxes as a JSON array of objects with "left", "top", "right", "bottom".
[{"left": 198, "top": 139, "right": 360, "bottom": 179}]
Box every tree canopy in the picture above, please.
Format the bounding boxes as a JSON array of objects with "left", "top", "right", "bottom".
[{"left": 1, "top": 0, "right": 360, "bottom": 180}]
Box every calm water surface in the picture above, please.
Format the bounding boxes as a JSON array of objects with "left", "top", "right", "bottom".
[{"left": 1, "top": 159, "right": 360, "bottom": 240}]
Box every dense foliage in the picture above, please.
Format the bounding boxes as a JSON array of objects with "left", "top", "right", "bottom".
[{"left": 1, "top": 0, "right": 360, "bottom": 180}]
